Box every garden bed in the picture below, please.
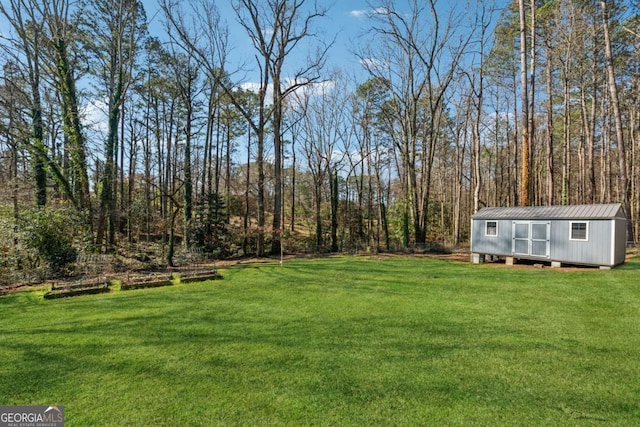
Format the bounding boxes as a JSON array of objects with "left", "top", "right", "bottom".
[
  {"left": 40, "top": 268, "right": 221, "bottom": 298},
  {"left": 121, "top": 279, "right": 174, "bottom": 290},
  {"left": 176, "top": 270, "right": 220, "bottom": 283},
  {"left": 44, "top": 280, "right": 110, "bottom": 299}
]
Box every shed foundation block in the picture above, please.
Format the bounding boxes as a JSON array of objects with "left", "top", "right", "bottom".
[
  {"left": 505, "top": 256, "right": 514, "bottom": 266},
  {"left": 551, "top": 261, "right": 562, "bottom": 268},
  {"left": 471, "top": 253, "right": 485, "bottom": 264}
]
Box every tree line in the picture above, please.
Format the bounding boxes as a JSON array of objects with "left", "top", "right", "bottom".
[{"left": 1, "top": 0, "right": 639, "bottom": 274}]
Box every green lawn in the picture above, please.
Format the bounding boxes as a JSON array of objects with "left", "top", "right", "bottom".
[{"left": 1, "top": 256, "right": 639, "bottom": 426}]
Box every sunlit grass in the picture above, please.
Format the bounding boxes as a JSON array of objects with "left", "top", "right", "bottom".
[{"left": 1, "top": 255, "right": 639, "bottom": 425}]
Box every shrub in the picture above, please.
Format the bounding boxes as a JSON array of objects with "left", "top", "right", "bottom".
[
  {"left": 20, "top": 207, "right": 78, "bottom": 273},
  {"left": 188, "top": 192, "right": 230, "bottom": 256}
]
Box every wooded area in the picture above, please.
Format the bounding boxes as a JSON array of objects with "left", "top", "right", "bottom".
[{"left": 1, "top": 0, "right": 639, "bottom": 278}]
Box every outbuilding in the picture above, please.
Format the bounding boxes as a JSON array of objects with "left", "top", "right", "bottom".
[{"left": 470, "top": 203, "right": 627, "bottom": 268}]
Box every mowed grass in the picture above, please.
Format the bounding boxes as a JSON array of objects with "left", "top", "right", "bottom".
[{"left": 1, "top": 256, "right": 640, "bottom": 426}]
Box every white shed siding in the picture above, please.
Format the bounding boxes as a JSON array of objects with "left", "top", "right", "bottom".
[
  {"left": 549, "top": 220, "right": 613, "bottom": 265},
  {"left": 470, "top": 219, "right": 513, "bottom": 255},
  {"left": 614, "top": 218, "right": 627, "bottom": 264},
  {"left": 471, "top": 204, "right": 627, "bottom": 267}
]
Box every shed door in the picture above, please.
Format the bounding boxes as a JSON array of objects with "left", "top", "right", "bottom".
[
  {"left": 512, "top": 222, "right": 550, "bottom": 258},
  {"left": 512, "top": 222, "right": 530, "bottom": 255}
]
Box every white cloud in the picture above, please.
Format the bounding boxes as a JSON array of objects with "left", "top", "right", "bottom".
[
  {"left": 373, "top": 7, "right": 391, "bottom": 16},
  {"left": 349, "top": 7, "right": 390, "bottom": 19},
  {"left": 82, "top": 99, "right": 108, "bottom": 134},
  {"left": 348, "top": 10, "right": 367, "bottom": 18},
  {"left": 239, "top": 81, "right": 274, "bottom": 101},
  {"left": 239, "top": 81, "right": 265, "bottom": 93}
]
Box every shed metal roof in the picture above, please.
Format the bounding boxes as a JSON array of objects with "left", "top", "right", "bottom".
[{"left": 472, "top": 203, "right": 625, "bottom": 220}]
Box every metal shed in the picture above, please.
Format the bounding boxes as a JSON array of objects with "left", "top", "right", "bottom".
[{"left": 470, "top": 203, "right": 627, "bottom": 268}]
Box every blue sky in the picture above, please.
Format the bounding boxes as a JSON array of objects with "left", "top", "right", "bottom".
[
  {"left": 143, "top": 0, "right": 508, "bottom": 90},
  {"left": 0, "top": 0, "right": 504, "bottom": 133},
  {"left": 0, "top": 0, "right": 507, "bottom": 89},
  {"left": 143, "top": 0, "right": 388, "bottom": 85}
]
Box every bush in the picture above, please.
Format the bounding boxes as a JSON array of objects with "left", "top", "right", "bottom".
[
  {"left": 188, "top": 193, "right": 230, "bottom": 257},
  {"left": 20, "top": 207, "right": 78, "bottom": 273}
]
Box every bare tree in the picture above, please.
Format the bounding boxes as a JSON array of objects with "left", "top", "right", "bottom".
[
  {"left": 360, "top": 0, "right": 473, "bottom": 247},
  {"left": 352, "top": 77, "right": 394, "bottom": 251},
  {"left": 542, "top": 2, "right": 556, "bottom": 205},
  {"left": 1, "top": 0, "right": 94, "bottom": 217},
  {"left": 296, "top": 73, "right": 348, "bottom": 251},
  {"left": 83, "top": 0, "right": 147, "bottom": 251},
  {"left": 0, "top": 0, "right": 47, "bottom": 207},
  {"left": 469, "top": 1, "right": 496, "bottom": 213},
  {"left": 0, "top": 62, "right": 27, "bottom": 261},
  {"left": 162, "top": 0, "right": 329, "bottom": 256},
  {"left": 518, "top": 0, "right": 531, "bottom": 206},
  {"left": 233, "top": 0, "right": 330, "bottom": 256},
  {"left": 166, "top": 48, "right": 201, "bottom": 246},
  {"left": 601, "top": 0, "right": 631, "bottom": 242}
]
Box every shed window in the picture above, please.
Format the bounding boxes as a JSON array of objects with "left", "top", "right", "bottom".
[
  {"left": 486, "top": 221, "right": 498, "bottom": 236},
  {"left": 570, "top": 221, "right": 588, "bottom": 241}
]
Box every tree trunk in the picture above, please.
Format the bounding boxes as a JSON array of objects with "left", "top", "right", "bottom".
[
  {"left": 290, "top": 132, "right": 296, "bottom": 232},
  {"left": 519, "top": 0, "right": 531, "bottom": 206},
  {"left": 167, "top": 203, "right": 180, "bottom": 267},
  {"left": 271, "top": 80, "right": 283, "bottom": 256},
  {"left": 601, "top": 0, "right": 631, "bottom": 242},
  {"left": 144, "top": 86, "right": 152, "bottom": 242},
  {"left": 330, "top": 170, "right": 339, "bottom": 252},
  {"left": 545, "top": 34, "right": 554, "bottom": 205},
  {"left": 271, "top": 162, "right": 283, "bottom": 250},
  {"left": 243, "top": 125, "right": 251, "bottom": 255},
  {"left": 562, "top": 73, "right": 571, "bottom": 205},
  {"left": 256, "top": 122, "right": 265, "bottom": 257},
  {"left": 314, "top": 179, "right": 323, "bottom": 250}
]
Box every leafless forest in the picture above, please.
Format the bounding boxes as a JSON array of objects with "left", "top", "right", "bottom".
[{"left": 1, "top": 0, "right": 640, "bottom": 279}]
